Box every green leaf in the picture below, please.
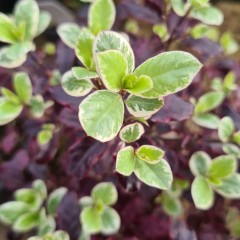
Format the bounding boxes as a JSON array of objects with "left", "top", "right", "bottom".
[
  {"left": 95, "top": 50, "right": 127, "bottom": 92},
  {"left": 218, "top": 117, "right": 234, "bottom": 142},
  {"left": 134, "top": 159, "right": 173, "bottom": 189},
  {"left": 79, "top": 90, "right": 124, "bottom": 142},
  {"left": 36, "top": 11, "right": 51, "bottom": 36},
  {"left": 80, "top": 207, "right": 101, "bottom": 234},
  {"left": 0, "top": 201, "right": 30, "bottom": 225},
  {"left": 101, "top": 206, "right": 120, "bottom": 235},
  {"left": 15, "top": 189, "right": 42, "bottom": 210},
  {"left": 125, "top": 95, "right": 164, "bottom": 118},
  {"left": 53, "top": 231, "right": 70, "bottom": 240},
  {"left": 37, "top": 130, "right": 53, "bottom": 146},
  {"left": 75, "top": 28, "right": 95, "bottom": 69},
  {"left": 13, "top": 211, "right": 40, "bottom": 232},
  {"left": 0, "top": 98, "right": 23, "bottom": 126},
  {"left": 208, "top": 155, "right": 237, "bottom": 180},
  {"left": 119, "top": 123, "right": 144, "bottom": 143},
  {"left": 47, "top": 187, "right": 67, "bottom": 215},
  {"left": 220, "top": 32, "right": 239, "bottom": 55},
  {"left": 233, "top": 131, "right": 240, "bottom": 145},
  {"left": 0, "top": 42, "right": 34, "bottom": 68},
  {"left": 13, "top": 72, "right": 32, "bottom": 104},
  {"left": 29, "top": 95, "right": 45, "bottom": 118},
  {"left": 62, "top": 71, "right": 93, "bottom": 97},
  {"left": 189, "top": 151, "right": 211, "bottom": 176},
  {"left": 38, "top": 215, "right": 56, "bottom": 237},
  {"left": 57, "top": 23, "right": 81, "bottom": 49},
  {"left": 153, "top": 23, "right": 169, "bottom": 41},
  {"left": 14, "top": 0, "right": 40, "bottom": 40},
  {"left": 93, "top": 31, "right": 135, "bottom": 73},
  {"left": 195, "top": 91, "right": 224, "bottom": 114},
  {"left": 134, "top": 51, "right": 202, "bottom": 98},
  {"left": 222, "top": 143, "right": 240, "bottom": 158},
  {"left": 136, "top": 145, "right": 164, "bottom": 164},
  {"left": 223, "top": 72, "right": 237, "bottom": 93},
  {"left": 91, "top": 182, "right": 118, "bottom": 206},
  {"left": 72, "top": 67, "right": 98, "bottom": 79},
  {"left": 125, "top": 75, "right": 153, "bottom": 95},
  {"left": 116, "top": 146, "right": 136, "bottom": 176},
  {"left": 191, "top": 6, "right": 224, "bottom": 26},
  {"left": 0, "top": 13, "right": 19, "bottom": 43},
  {"left": 214, "top": 173, "right": 240, "bottom": 198},
  {"left": 189, "top": 0, "right": 209, "bottom": 8},
  {"left": 79, "top": 197, "right": 94, "bottom": 208},
  {"left": 192, "top": 113, "right": 220, "bottom": 129},
  {"left": 161, "top": 192, "right": 182, "bottom": 217},
  {"left": 1, "top": 88, "right": 20, "bottom": 104},
  {"left": 191, "top": 176, "right": 214, "bottom": 210},
  {"left": 33, "top": 180, "right": 47, "bottom": 200},
  {"left": 170, "top": 0, "right": 189, "bottom": 16},
  {"left": 88, "top": 0, "right": 116, "bottom": 35}
]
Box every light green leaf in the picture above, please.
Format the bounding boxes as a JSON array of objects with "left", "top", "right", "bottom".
[
  {"left": 192, "top": 113, "right": 220, "bottom": 129},
  {"left": 119, "top": 123, "right": 144, "bottom": 143},
  {"left": 189, "top": 151, "right": 211, "bottom": 176},
  {"left": 125, "top": 95, "right": 164, "bottom": 118},
  {"left": 13, "top": 211, "right": 40, "bottom": 232},
  {"left": 116, "top": 146, "right": 136, "bottom": 176},
  {"left": 91, "top": 182, "right": 117, "bottom": 206},
  {"left": 220, "top": 32, "right": 239, "bottom": 55},
  {"left": 218, "top": 117, "right": 234, "bottom": 142},
  {"left": 222, "top": 143, "right": 240, "bottom": 158},
  {"left": 33, "top": 180, "right": 47, "bottom": 200},
  {"left": 161, "top": 192, "right": 182, "bottom": 217},
  {"left": 136, "top": 145, "right": 164, "bottom": 164},
  {"left": 29, "top": 95, "right": 46, "bottom": 118},
  {"left": 80, "top": 207, "right": 101, "bottom": 234},
  {"left": 0, "top": 42, "right": 34, "bottom": 68},
  {"left": 13, "top": 72, "right": 32, "bottom": 104},
  {"left": 53, "top": 231, "right": 70, "bottom": 240},
  {"left": 233, "top": 131, "right": 240, "bottom": 145},
  {"left": 214, "top": 173, "right": 240, "bottom": 198},
  {"left": 95, "top": 50, "right": 127, "bottom": 92},
  {"left": 195, "top": 91, "right": 225, "bottom": 114},
  {"left": 0, "top": 13, "right": 19, "bottom": 43},
  {"left": 14, "top": 0, "right": 40, "bottom": 40},
  {"left": 37, "top": 129, "right": 53, "bottom": 146},
  {"left": 36, "top": 11, "right": 51, "bottom": 36},
  {"left": 208, "top": 155, "right": 237, "bottom": 180},
  {"left": 38, "top": 215, "right": 56, "bottom": 237},
  {"left": 72, "top": 67, "right": 98, "bottom": 79},
  {"left": 89, "top": 0, "right": 116, "bottom": 35},
  {"left": 191, "top": 6, "right": 224, "bottom": 26},
  {"left": 79, "top": 197, "right": 94, "bottom": 208},
  {"left": 62, "top": 71, "right": 93, "bottom": 97},
  {"left": 0, "top": 201, "right": 30, "bottom": 225},
  {"left": 79, "top": 90, "right": 124, "bottom": 142},
  {"left": 1, "top": 88, "right": 20, "bottom": 104},
  {"left": 134, "top": 51, "right": 202, "bottom": 98},
  {"left": 191, "top": 176, "right": 214, "bottom": 210},
  {"left": 47, "top": 187, "right": 67, "bottom": 215},
  {"left": 126, "top": 75, "right": 153, "bottom": 95},
  {"left": 93, "top": 31, "right": 135, "bottom": 73},
  {"left": 101, "top": 206, "right": 120, "bottom": 235},
  {"left": 153, "top": 23, "right": 169, "bottom": 41},
  {"left": 134, "top": 159, "right": 173, "bottom": 189},
  {"left": 170, "top": 0, "right": 189, "bottom": 16},
  {"left": 57, "top": 23, "right": 81, "bottom": 49},
  {"left": 15, "top": 189, "right": 42, "bottom": 210},
  {"left": 223, "top": 72, "right": 237, "bottom": 93},
  {"left": 75, "top": 28, "right": 95, "bottom": 69},
  {"left": 0, "top": 97, "right": 23, "bottom": 126},
  {"left": 189, "top": 0, "right": 209, "bottom": 8}
]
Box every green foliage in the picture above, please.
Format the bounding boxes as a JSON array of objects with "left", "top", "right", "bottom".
[
  {"left": 79, "top": 182, "right": 120, "bottom": 236},
  {"left": 153, "top": 24, "right": 169, "bottom": 42},
  {"left": 220, "top": 32, "right": 239, "bottom": 55},
  {"left": 28, "top": 230, "right": 70, "bottom": 240},
  {"left": 119, "top": 123, "right": 144, "bottom": 143},
  {"left": 116, "top": 145, "right": 172, "bottom": 189},
  {"left": 0, "top": 0, "right": 51, "bottom": 68},
  {"left": 218, "top": 117, "right": 234, "bottom": 142},
  {"left": 226, "top": 208, "right": 240, "bottom": 238},
  {"left": 0, "top": 180, "right": 67, "bottom": 236},
  {"left": 190, "top": 152, "right": 240, "bottom": 210},
  {"left": 37, "top": 124, "right": 55, "bottom": 146}
]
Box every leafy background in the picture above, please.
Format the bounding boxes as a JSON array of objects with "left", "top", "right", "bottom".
[{"left": 0, "top": 0, "right": 240, "bottom": 239}]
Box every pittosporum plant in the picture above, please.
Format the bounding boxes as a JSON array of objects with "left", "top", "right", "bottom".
[
  {"left": 0, "top": 0, "right": 240, "bottom": 239},
  {"left": 0, "top": 180, "right": 67, "bottom": 236},
  {"left": 0, "top": 0, "right": 51, "bottom": 68},
  {"left": 79, "top": 182, "right": 120, "bottom": 239}
]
